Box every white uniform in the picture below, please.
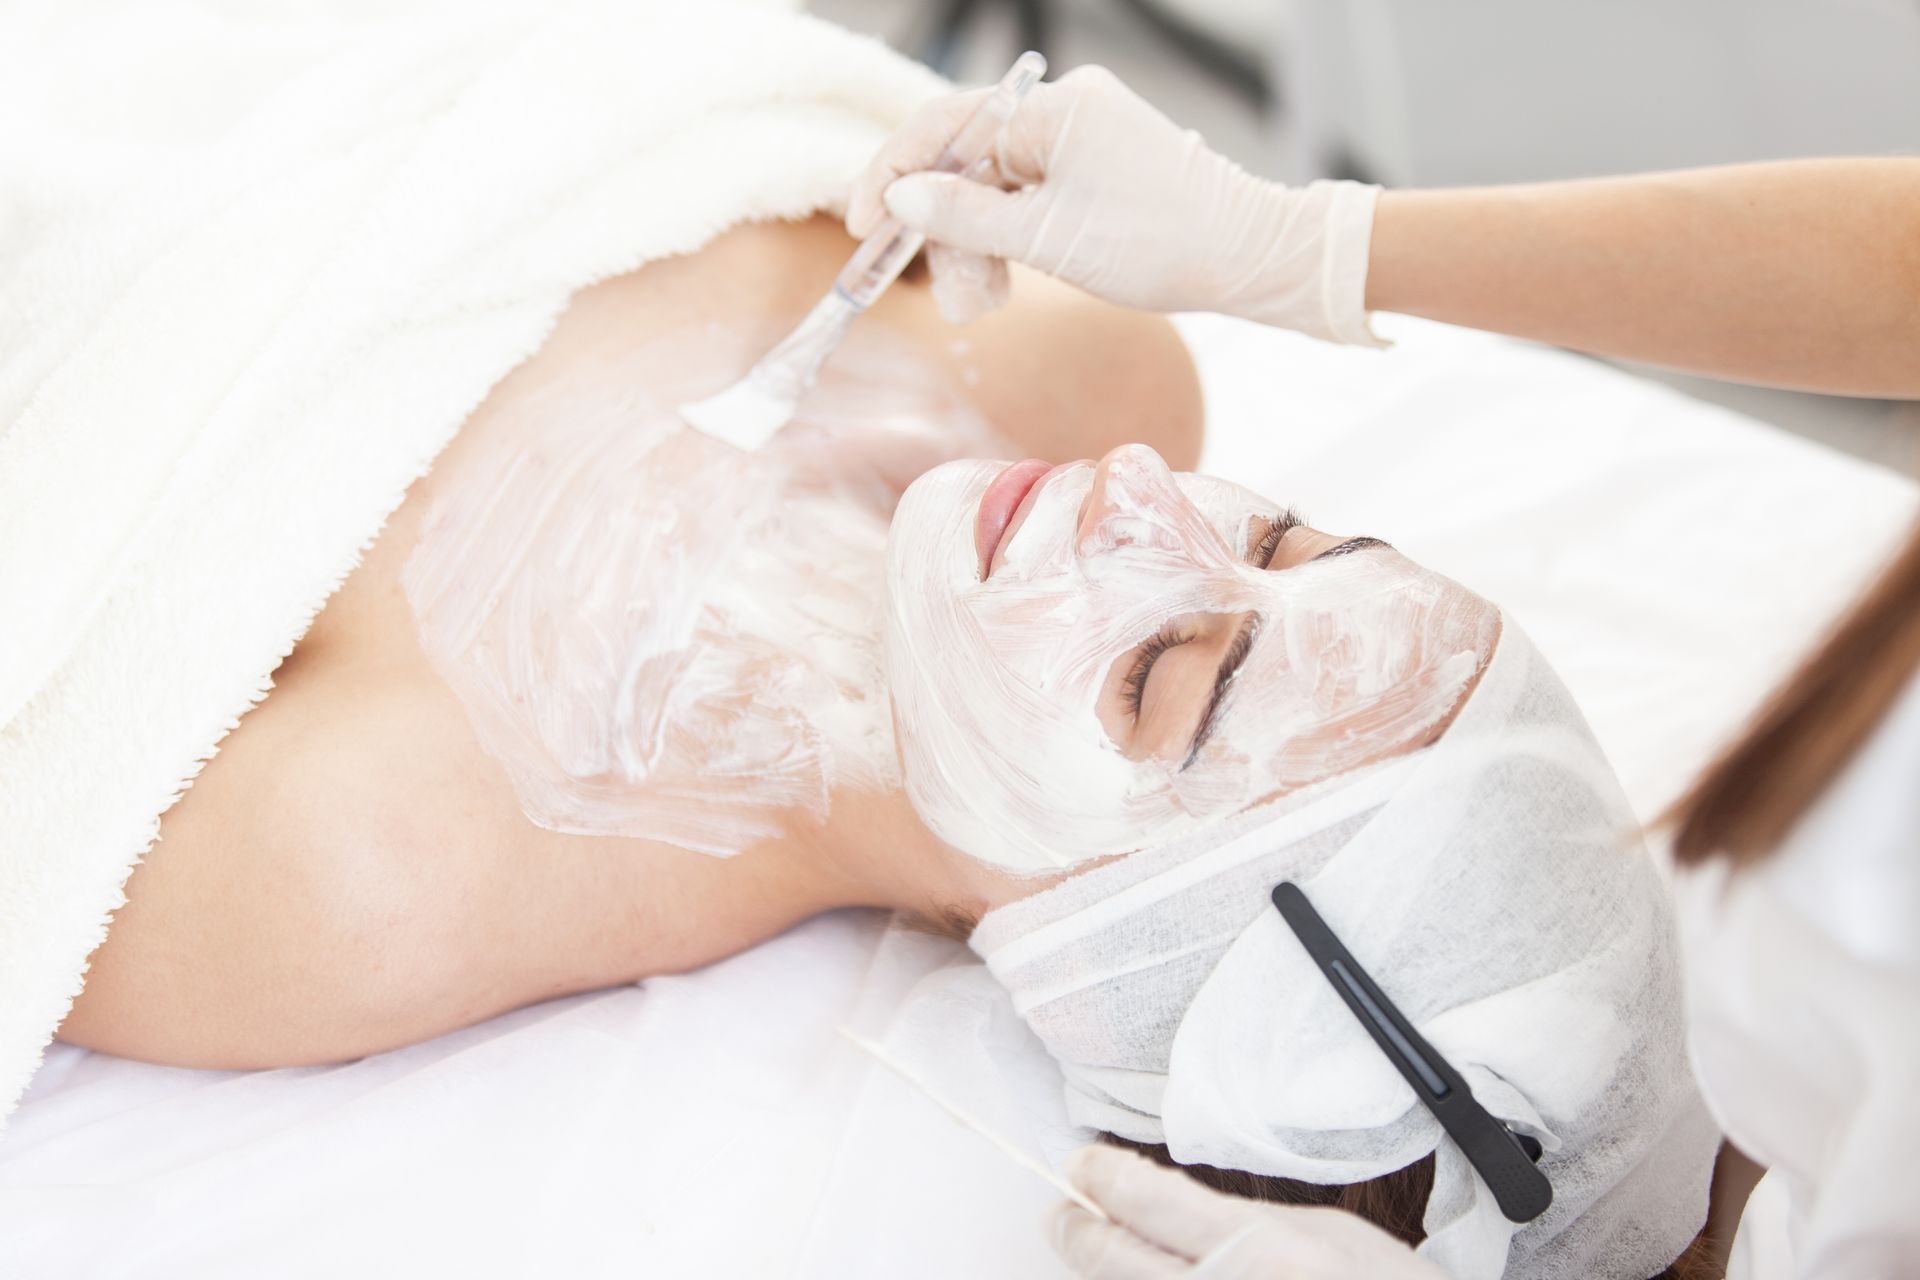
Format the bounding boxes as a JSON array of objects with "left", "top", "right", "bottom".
[{"left": 1675, "top": 670, "right": 1920, "bottom": 1278}]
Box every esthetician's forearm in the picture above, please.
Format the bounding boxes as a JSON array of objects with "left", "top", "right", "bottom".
[{"left": 1365, "top": 159, "right": 1920, "bottom": 397}]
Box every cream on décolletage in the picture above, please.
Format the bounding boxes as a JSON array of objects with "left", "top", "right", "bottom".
[
  {"left": 404, "top": 328, "right": 1000, "bottom": 856},
  {"left": 883, "top": 445, "right": 1501, "bottom": 873}
]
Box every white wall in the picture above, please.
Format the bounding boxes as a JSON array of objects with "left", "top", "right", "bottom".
[{"left": 1278, "top": 0, "right": 1920, "bottom": 185}]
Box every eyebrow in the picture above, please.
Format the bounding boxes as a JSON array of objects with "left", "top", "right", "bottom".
[
  {"left": 1182, "top": 614, "right": 1259, "bottom": 768},
  {"left": 1312, "top": 535, "right": 1388, "bottom": 561}
]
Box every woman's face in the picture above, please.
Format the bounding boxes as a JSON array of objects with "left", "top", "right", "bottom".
[{"left": 883, "top": 444, "right": 1502, "bottom": 873}]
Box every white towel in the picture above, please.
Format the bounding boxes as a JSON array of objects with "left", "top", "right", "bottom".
[{"left": 0, "top": 0, "right": 944, "bottom": 1127}]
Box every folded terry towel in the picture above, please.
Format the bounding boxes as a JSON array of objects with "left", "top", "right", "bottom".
[{"left": 0, "top": 0, "right": 943, "bottom": 1126}]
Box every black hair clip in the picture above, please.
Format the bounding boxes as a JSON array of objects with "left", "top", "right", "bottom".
[{"left": 1271, "top": 882, "right": 1553, "bottom": 1225}]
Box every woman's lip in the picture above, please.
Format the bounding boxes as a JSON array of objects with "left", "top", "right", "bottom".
[
  {"left": 975, "top": 459, "right": 1052, "bottom": 576},
  {"left": 978, "top": 460, "right": 1085, "bottom": 578}
]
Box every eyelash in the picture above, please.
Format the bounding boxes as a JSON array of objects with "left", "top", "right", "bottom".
[
  {"left": 1123, "top": 623, "right": 1187, "bottom": 718},
  {"left": 1252, "top": 509, "right": 1306, "bottom": 568},
  {"left": 1185, "top": 616, "right": 1259, "bottom": 768},
  {"left": 1252, "top": 521, "right": 1285, "bottom": 567}
]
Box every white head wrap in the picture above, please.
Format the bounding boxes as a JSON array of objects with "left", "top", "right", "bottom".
[{"left": 971, "top": 624, "right": 1719, "bottom": 1279}]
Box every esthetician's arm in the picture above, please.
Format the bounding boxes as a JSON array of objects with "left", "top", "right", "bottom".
[
  {"left": 1367, "top": 160, "right": 1920, "bottom": 398},
  {"left": 854, "top": 68, "right": 1920, "bottom": 398}
]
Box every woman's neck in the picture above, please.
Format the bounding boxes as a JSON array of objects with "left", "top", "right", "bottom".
[{"left": 789, "top": 780, "right": 1042, "bottom": 932}]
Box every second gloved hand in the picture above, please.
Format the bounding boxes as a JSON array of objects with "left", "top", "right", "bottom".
[
  {"left": 1050, "top": 1145, "right": 1449, "bottom": 1280},
  {"left": 846, "top": 66, "right": 1383, "bottom": 343}
]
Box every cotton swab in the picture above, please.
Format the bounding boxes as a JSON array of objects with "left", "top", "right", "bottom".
[{"left": 835, "top": 1024, "right": 1110, "bottom": 1222}]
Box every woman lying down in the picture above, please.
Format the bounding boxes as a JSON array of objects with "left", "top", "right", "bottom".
[{"left": 59, "top": 215, "right": 1715, "bottom": 1277}]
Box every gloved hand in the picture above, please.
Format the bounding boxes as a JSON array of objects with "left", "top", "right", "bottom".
[
  {"left": 845, "top": 66, "right": 1383, "bottom": 343},
  {"left": 1050, "top": 1145, "right": 1449, "bottom": 1279}
]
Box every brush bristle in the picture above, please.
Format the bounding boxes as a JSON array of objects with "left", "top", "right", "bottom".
[
  {"left": 679, "top": 291, "right": 859, "bottom": 450},
  {"left": 679, "top": 377, "right": 796, "bottom": 451}
]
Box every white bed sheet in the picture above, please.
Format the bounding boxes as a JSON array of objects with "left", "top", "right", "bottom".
[{"left": 4, "top": 314, "right": 1912, "bottom": 1279}]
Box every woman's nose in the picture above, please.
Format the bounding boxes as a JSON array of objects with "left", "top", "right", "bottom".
[{"left": 1076, "top": 443, "right": 1195, "bottom": 549}]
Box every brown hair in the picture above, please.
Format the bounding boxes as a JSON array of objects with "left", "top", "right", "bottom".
[
  {"left": 1107, "top": 1139, "right": 1720, "bottom": 1279},
  {"left": 1669, "top": 519, "right": 1920, "bottom": 866},
  {"left": 1103, "top": 1136, "right": 1437, "bottom": 1244}
]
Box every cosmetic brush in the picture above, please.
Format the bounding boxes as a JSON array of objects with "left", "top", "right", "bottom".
[{"left": 680, "top": 51, "right": 1046, "bottom": 451}]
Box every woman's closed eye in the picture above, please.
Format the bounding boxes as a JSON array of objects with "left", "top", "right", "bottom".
[
  {"left": 1118, "top": 517, "right": 1293, "bottom": 725},
  {"left": 1121, "top": 623, "right": 1186, "bottom": 719},
  {"left": 1249, "top": 509, "right": 1387, "bottom": 570},
  {"left": 1249, "top": 508, "right": 1299, "bottom": 568},
  {"left": 1098, "top": 511, "right": 1389, "bottom": 763},
  {"left": 1101, "top": 611, "right": 1256, "bottom": 765}
]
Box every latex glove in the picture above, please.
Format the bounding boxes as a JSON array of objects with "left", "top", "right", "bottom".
[
  {"left": 1050, "top": 1145, "right": 1449, "bottom": 1280},
  {"left": 845, "top": 66, "right": 1383, "bottom": 343}
]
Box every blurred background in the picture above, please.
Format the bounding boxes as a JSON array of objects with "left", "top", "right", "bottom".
[{"left": 811, "top": 0, "right": 1920, "bottom": 468}]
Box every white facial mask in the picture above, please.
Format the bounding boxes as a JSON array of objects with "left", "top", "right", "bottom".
[
  {"left": 883, "top": 444, "right": 1500, "bottom": 872},
  {"left": 405, "top": 327, "right": 1001, "bottom": 856}
]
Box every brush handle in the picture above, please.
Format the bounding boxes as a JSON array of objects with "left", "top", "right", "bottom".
[{"left": 833, "top": 50, "right": 1046, "bottom": 310}]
